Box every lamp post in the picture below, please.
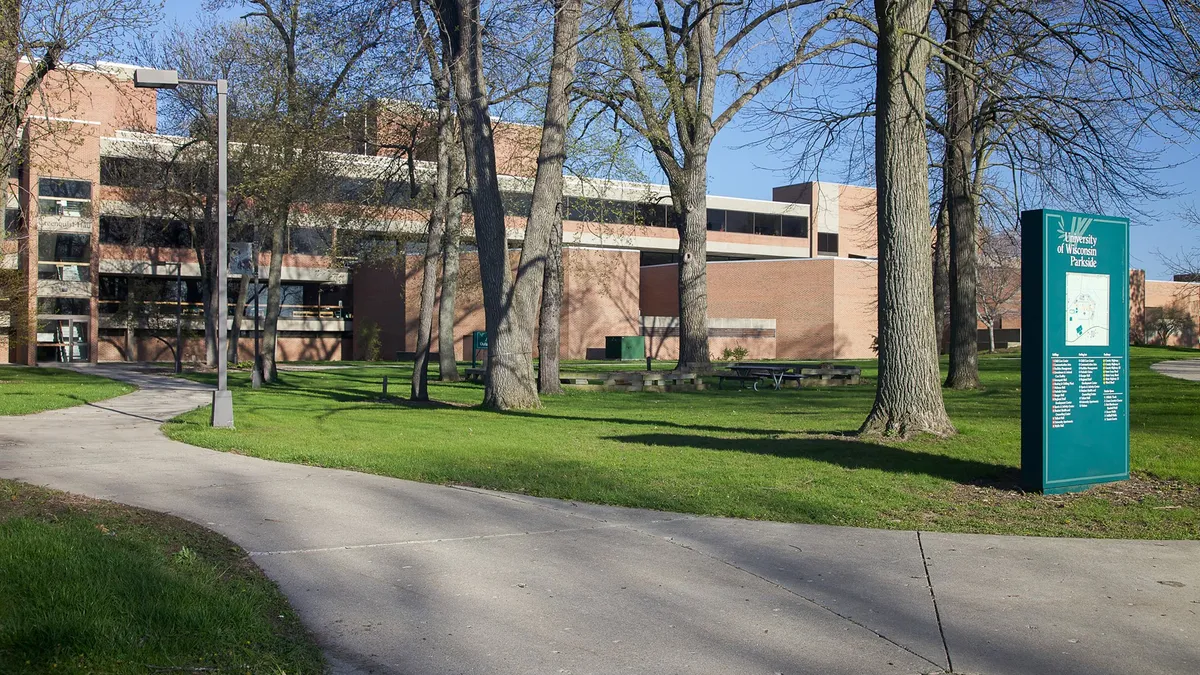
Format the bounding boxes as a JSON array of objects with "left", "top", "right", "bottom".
[{"left": 135, "top": 68, "right": 233, "bottom": 428}]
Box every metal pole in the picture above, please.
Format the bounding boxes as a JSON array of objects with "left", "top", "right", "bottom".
[
  {"left": 252, "top": 238, "right": 262, "bottom": 389},
  {"left": 211, "top": 78, "right": 234, "bottom": 428},
  {"left": 175, "top": 262, "right": 183, "bottom": 374}
]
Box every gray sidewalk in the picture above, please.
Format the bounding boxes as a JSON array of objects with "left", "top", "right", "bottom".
[
  {"left": 1, "top": 365, "right": 1197, "bottom": 675},
  {"left": 1152, "top": 358, "right": 1200, "bottom": 381}
]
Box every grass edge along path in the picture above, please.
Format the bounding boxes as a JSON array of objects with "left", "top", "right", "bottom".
[
  {"left": 0, "top": 479, "right": 325, "bottom": 674},
  {"left": 0, "top": 366, "right": 136, "bottom": 416},
  {"left": 164, "top": 347, "right": 1200, "bottom": 540}
]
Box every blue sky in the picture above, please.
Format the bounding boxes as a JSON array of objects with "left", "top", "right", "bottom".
[{"left": 149, "top": 0, "right": 1197, "bottom": 279}]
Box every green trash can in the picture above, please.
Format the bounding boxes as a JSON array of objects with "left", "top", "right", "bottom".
[{"left": 605, "top": 335, "right": 645, "bottom": 361}]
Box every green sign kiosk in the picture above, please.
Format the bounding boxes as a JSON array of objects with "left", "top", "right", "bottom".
[
  {"left": 1021, "top": 209, "right": 1130, "bottom": 493},
  {"left": 471, "top": 330, "right": 488, "bottom": 367}
]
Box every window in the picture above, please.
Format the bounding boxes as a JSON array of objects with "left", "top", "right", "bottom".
[
  {"left": 724, "top": 210, "right": 753, "bottom": 234},
  {"left": 782, "top": 215, "right": 808, "bottom": 238},
  {"left": 39, "top": 177, "right": 92, "bottom": 200},
  {"left": 3, "top": 208, "right": 21, "bottom": 233},
  {"left": 753, "top": 213, "right": 782, "bottom": 237},
  {"left": 288, "top": 227, "right": 332, "bottom": 256},
  {"left": 566, "top": 196, "right": 605, "bottom": 223},
  {"left": 37, "top": 297, "right": 90, "bottom": 316},
  {"left": 38, "top": 177, "right": 93, "bottom": 219},
  {"left": 636, "top": 202, "right": 667, "bottom": 228},
  {"left": 706, "top": 209, "right": 726, "bottom": 231},
  {"left": 99, "top": 217, "right": 192, "bottom": 248},
  {"left": 817, "top": 232, "right": 839, "bottom": 256},
  {"left": 501, "top": 191, "right": 533, "bottom": 218},
  {"left": 39, "top": 232, "right": 91, "bottom": 262}
]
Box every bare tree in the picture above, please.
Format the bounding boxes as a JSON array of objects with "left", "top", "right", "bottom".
[
  {"left": 576, "top": 0, "right": 852, "bottom": 370},
  {"left": 0, "top": 0, "right": 158, "bottom": 181},
  {"left": 976, "top": 224, "right": 1019, "bottom": 352},
  {"left": 433, "top": 0, "right": 583, "bottom": 409},
  {"left": 229, "top": 0, "right": 399, "bottom": 381},
  {"left": 860, "top": 0, "right": 954, "bottom": 437}
]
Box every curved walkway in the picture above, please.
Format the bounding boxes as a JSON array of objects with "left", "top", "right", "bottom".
[
  {"left": 1, "top": 366, "right": 1197, "bottom": 675},
  {"left": 1152, "top": 358, "right": 1200, "bottom": 381}
]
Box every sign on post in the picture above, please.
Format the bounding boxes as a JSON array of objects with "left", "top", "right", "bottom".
[
  {"left": 1021, "top": 209, "right": 1130, "bottom": 493},
  {"left": 229, "top": 242, "right": 254, "bottom": 276},
  {"left": 471, "top": 330, "right": 488, "bottom": 367}
]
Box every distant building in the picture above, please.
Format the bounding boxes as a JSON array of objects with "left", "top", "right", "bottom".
[{"left": 2, "top": 61, "right": 1195, "bottom": 365}]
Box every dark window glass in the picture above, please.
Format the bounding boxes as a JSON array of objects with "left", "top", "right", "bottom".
[
  {"left": 604, "top": 199, "right": 637, "bottom": 225},
  {"left": 3, "top": 207, "right": 21, "bottom": 233},
  {"left": 636, "top": 203, "right": 667, "bottom": 228},
  {"left": 99, "top": 217, "right": 191, "bottom": 247},
  {"left": 501, "top": 191, "right": 533, "bottom": 218},
  {"left": 817, "top": 232, "right": 839, "bottom": 256},
  {"left": 567, "top": 196, "right": 605, "bottom": 223},
  {"left": 782, "top": 215, "right": 808, "bottom": 238},
  {"left": 37, "top": 297, "right": 91, "bottom": 316},
  {"left": 38, "top": 233, "right": 90, "bottom": 262},
  {"left": 39, "top": 177, "right": 92, "bottom": 200},
  {"left": 725, "top": 210, "right": 753, "bottom": 233},
  {"left": 640, "top": 251, "right": 677, "bottom": 266},
  {"left": 288, "top": 227, "right": 332, "bottom": 256},
  {"left": 754, "top": 213, "right": 782, "bottom": 237},
  {"left": 706, "top": 209, "right": 726, "bottom": 231}
]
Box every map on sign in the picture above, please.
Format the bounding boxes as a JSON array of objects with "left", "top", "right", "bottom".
[{"left": 1065, "top": 272, "right": 1110, "bottom": 346}]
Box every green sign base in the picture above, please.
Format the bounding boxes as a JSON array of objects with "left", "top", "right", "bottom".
[{"left": 1021, "top": 209, "right": 1130, "bottom": 494}]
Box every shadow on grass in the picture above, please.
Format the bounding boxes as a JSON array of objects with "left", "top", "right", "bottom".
[{"left": 608, "top": 432, "right": 1017, "bottom": 487}]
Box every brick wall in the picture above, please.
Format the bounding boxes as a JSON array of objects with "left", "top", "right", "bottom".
[
  {"left": 1144, "top": 279, "right": 1200, "bottom": 348},
  {"left": 97, "top": 332, "right": 347, "bottom": 363},
  {"left": 640, "top": 258, "right": 879, "bottom": 359}
]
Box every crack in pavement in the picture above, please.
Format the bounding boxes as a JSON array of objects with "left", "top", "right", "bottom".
[{"left": 917, "top": 530, "right": 954, "bottom": 673}]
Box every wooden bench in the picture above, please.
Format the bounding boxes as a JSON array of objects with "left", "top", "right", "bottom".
[
  {"left": 717, "top": 372, "right": 765, "bottom": 390},
  {"left": 464, "top": 367, "right": 487, "bottom": 383}
]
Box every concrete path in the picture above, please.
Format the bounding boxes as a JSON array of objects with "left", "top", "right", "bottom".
[
  {"left": 1, "top": 367, "right": 1197, "bottom": 675},
  {"left": 1152, "top": 358, "right": 1200, "bottom": 381}
]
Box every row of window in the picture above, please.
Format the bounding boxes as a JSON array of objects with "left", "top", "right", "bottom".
[{"left": 100, "top": 157, "right": 813, "bottom": 238}]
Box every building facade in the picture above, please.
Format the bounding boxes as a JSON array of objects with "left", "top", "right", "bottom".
[{"left": 3, "top": 62, "right": 1196, "bottom": 366}]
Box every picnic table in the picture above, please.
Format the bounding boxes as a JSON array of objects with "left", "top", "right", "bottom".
[
  {"left": 721, "top": 364, "right": 791, "bottom": 390},
  {"left": 718, "top": 362, "right": 864, "bottom": 390}
]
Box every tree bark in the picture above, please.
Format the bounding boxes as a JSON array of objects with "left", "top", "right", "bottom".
[
  {"left": 943, "top": 0, "right": 981, "bottom": 389},
  {"left": 528, "top": 0, "right": 581, "bottom": 395},
  {"left": 261, "top": 213, "right": 287, "bottom": 381},
  {"left": 438, "top": 0, "right": 539, "bottom": 410},
  {"left": 933, "top": 197, "right": 950, "bottom": 354},
  {"left": 437, "top": 140, "right": 465, "bottom": 382},
  {"left": 411, "top": 100, "right": 452, "bottom": 401},
  {"left": 229, "top": 273, "right": 250, "bottom": 363},
  {"left": 538, "top": 214, "right": 564, "bottom": 394},
  {"left": 673, "top": 163, "right": 711, "bottom": 371},
  {"left": 860, "top": 0, "right": 954, "bottom": 438}
]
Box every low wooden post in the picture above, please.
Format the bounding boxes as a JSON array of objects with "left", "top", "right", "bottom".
[{"left": 382, "top": 375, "right": 388, "bottom": 397}]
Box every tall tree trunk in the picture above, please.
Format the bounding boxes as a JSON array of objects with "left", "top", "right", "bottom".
[
  {"left": 943, "top": 0, "right": 981, "bottom": 389},
  {"left": 933, "top": 197, "right": 950, "bottom": 354},
  {"left": 674, "top": 162, "right": 711, "bottom": 371},
  {"left": 261, "top": 213, "right": 287, "bottom": 381},
  {"left": 538, "top": 214, "right": 564, "bottom": 394},
  {"left": 437, "top": 141, "right": 465, "bottom": 382},
  {"left": 229, "top": 273, "right": 250, "bottom": 363},
  {"left": 411, "top": 105, "right": 451, "bottom": 401},
  {"left": 528, "top": 0, "right": 581, "bottom": 395},
  {"left": 861, "top": 0, "right": 954, "bottom": 438}
]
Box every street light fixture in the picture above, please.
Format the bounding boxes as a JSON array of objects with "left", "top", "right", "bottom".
[{"left": 135, "top": 68, "right": 233, "bottom": 428}]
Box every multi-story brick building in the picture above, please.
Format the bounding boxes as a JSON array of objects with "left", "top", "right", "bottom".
[{"left": 2, "top": 61, "right": 1195, "bottom": 365}]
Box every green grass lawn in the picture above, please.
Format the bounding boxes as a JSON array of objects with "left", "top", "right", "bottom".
[
  {"left": 0, "top": 479, "right": 324, "bottom": 674},
  {"left": 0, "top": 367, "right": 135, "bottom": 415},
  {"left": 165, "top": 347, "right": 1200, "bottom": 539}
]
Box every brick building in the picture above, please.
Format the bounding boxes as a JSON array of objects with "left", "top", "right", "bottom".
[{"left": 2, "top": 62, "right": 1196, "bottom": 365}]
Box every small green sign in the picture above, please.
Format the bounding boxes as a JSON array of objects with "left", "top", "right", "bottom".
[
  {"left": 1021, "top": 209, "right": 1130, "bottom": 494},
  {"left": 472, "top": 330, "right": 488, "bottom": 351}
]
